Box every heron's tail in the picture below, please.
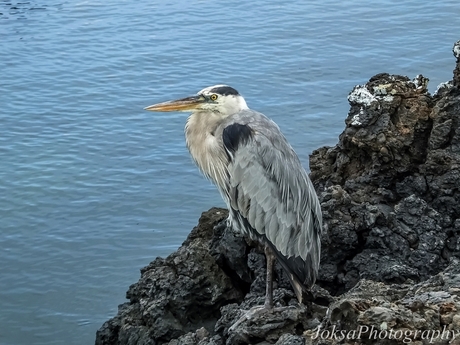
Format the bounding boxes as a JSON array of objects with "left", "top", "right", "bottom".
[{"left": 266, "top": 241, "right": 318, "bottom": 304}]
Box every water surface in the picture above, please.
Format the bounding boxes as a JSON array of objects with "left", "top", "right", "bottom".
[{"left": 1, "top": 0, "right": 459, "bottom": 344}]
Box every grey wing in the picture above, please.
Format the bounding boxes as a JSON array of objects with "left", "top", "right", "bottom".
[{"left": 221, "top": 112, "right": 322, "bottom": 289}]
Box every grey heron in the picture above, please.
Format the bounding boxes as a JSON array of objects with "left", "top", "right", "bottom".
[{"left": 145, "top": 85, "right": 322, "bottom": 312}]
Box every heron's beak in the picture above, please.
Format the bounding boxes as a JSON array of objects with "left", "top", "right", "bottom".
[{"left": 144, "top": 95, "right": 204, "bottom": 112}]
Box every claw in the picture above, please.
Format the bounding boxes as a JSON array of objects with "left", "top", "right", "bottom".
[{"left": 228, "top": 306, "right": 268, "bottom": 332}]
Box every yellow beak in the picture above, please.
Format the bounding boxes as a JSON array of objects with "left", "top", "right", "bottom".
[{"left": 144, "top": 96, "right": 204, "bottom": 112}]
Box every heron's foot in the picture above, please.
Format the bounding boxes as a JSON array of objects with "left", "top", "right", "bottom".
[
  {"left": 228, "top": 305, "right": 296, "bottom": 333},
  {"left": 228, "top": 305, "right": 269, "bottom": 333}
]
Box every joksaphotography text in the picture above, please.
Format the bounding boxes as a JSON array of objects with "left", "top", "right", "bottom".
[{"left": 310, "top": 325, "right": 460, "bottom": 344}]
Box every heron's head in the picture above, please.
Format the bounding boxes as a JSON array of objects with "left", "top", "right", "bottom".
[{"left": 144, "top": 85, "right": 248, "bottom": 117}]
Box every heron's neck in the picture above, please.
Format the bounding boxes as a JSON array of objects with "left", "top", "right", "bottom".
[{"left": 185, "top": 111, "right": 228, "bottom": 187}]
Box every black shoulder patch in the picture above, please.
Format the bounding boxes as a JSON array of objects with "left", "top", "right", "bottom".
[
  {"left": 222, "top": 123, "right": 253, "bottom": 157},
  {"left": 210, "top": 86, "right": 240, "bottom": 96}
]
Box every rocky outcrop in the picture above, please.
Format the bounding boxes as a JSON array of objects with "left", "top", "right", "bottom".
[
  {"left": 305, "top": 261, "right": 460, "bottom": 344},
  {"left": 95, "top": 209, "right": 244, "bottom": 345},
  {"left": 311, "top": 69, "right": 460, "bottom": 294},
  {"left": 96, "top": 41, "right": 460, "bottom": 345}
]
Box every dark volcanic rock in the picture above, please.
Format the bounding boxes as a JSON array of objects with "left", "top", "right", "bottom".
[
  {"left": 96, "top": 208, "right": 244, "bottom": 345},
  {"left": 310, "top": 68, "right": 460, "bottom": 295},
  {"left": 453, "top": 40, "right": 460, "bottom": 87},
  {"left": 96, "top": 41, "right": 460, "bottom": 345},
  {"left": 305, "top": 260, "right": 460, "bottom": 345}
]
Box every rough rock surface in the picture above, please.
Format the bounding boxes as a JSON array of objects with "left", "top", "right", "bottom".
[
  {"left": 95, "top": 209, "right": 244, "bottom": 345},
  {"left": 311, "top": 59, "right": 460, "bottom": 294},
  {"left": 304, "top": 261, "right": 460, "bottom": 345},
  {"left": 96, "top": 42, "right": 460, "bottom": 345}
]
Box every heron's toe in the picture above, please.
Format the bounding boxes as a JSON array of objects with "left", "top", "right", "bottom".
[{"left": 229, "top": 305, "right": 294, "bottom": 332}]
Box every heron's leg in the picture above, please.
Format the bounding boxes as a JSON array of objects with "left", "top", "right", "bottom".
[
  {"left": 264, "top": 245, "right": 275, "bottom": 309},
  {"left": 228, "top": 245, "right": 283, "bottom": 333}
]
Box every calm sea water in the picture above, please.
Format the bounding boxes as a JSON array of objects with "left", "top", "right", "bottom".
[{"left": 1, "top": 0, "right": 459, "bottom": 344}]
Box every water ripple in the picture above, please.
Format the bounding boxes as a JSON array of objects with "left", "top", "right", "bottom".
[{"left": 1, "top": 0, "right": 459, "bottom": 344}]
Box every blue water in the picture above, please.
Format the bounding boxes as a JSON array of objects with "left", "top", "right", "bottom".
[{"left": 1, "top": 0, "right": 459, "bottom": 344}]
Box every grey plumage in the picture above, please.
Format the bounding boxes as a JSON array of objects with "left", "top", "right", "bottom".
[
  {"left": 217, "top": 110, "right": 322, "bottom": 300},
  {"left": 145, "top": 85, "right": 322, "bottom": 306}
]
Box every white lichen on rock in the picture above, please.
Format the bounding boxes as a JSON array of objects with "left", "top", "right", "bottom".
[
  {"left": 453, "top": 40, "right": 460, "bottom": 59},
  {"left": 377, "top": 89, "right": 394, "bottom": 102},
  {"left": 349, "top": 84, "right": 394, "bottom": 109},
  {"left": 348, "top": 85, "right": 377, "bottom": 106},
  {"left": 412, "top": 75, "right": 422, "bottom": 88},
  {"left": 351, "top": 114, "right": 362, "bottom": 126},
  {"left": 373, "top": 85, "right": 388, "bottom": 95},
  {"left": 411, "top": 74, "right": 429, "bottom": 91},
  {"left": 350, "top": 108, "right": 364, "bottom": 126},
  {"left": 434, "top": 81, "right": 453, "bottom": 96}
]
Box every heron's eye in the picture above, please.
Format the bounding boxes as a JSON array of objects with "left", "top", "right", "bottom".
[{"left": 210, "top": 94, "right": 218, "bottom": 101}]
